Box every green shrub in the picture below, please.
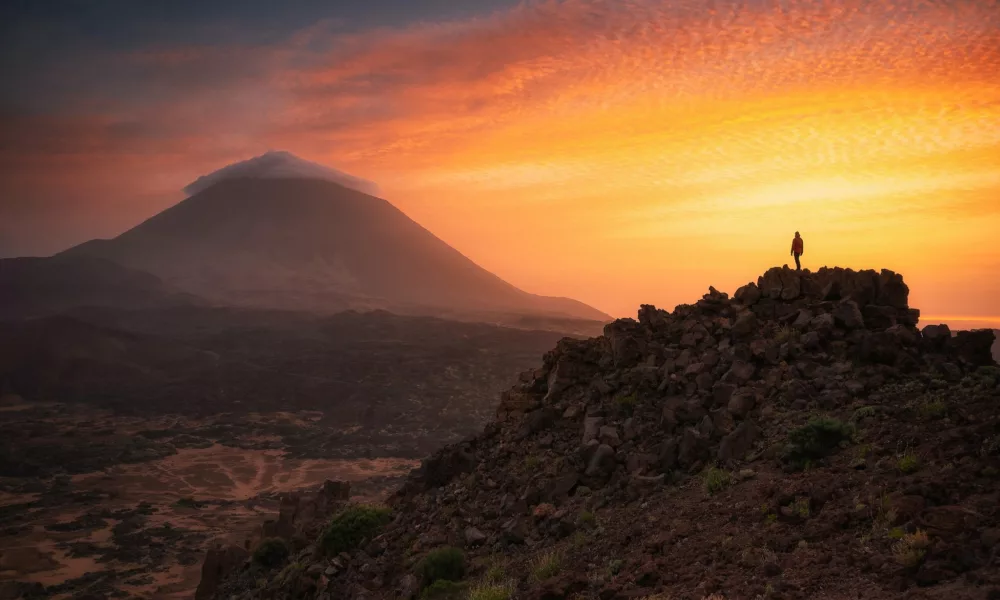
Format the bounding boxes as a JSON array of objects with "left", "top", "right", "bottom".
[
  {"left": 524, "top": 455, "right": 541, "bottom": 470},
  {"left": 174, "top": 496, "right": 204, "bottom": 509},
  {"left": 252, "top": 538, "right": 289, "bottom": 568},
  {"left": 785, "top": 417, "right": 854, "bottom": 469},
  {"left": 483, "top": 557, "right": 506, "bottom": 584},
  {"left": 468, "top": 581, "right": 514, "bottom": 600},
  {"left": 917, "top": 398, "right": 947, "bottom": 420},
  {"left": 704, "top": 467, "right": 731, "bottom": 495},
  {"left": 897, "top": 452, "right": 920, "bottom": 474},
  {"left": 419, "top": 579, "right": 467, "bottom": 599},
  {"left": 531, "top": 551, "right": 562, "bottom": 581},
  {"left": 417, "top": 547, "right": 466, "bottom": 588},
  {"left": 616, "top": 394, "right": 637, "bottom": 416},
  {"left": 606, "top": 559, "right": 623, "bottom": 576},
  {"left": 318, "top": 504, "right": 391, "bottom": 555},
  {"left": 579, "top": 510, "right": 596, "bottom": 527},
  {"left": 852, "top": 406, "right": 877, "bottom": 421}
]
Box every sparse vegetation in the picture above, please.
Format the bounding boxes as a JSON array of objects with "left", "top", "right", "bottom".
[
  {"left": 791, "top": 497, "right": 810, "bottom": 518},
  {"left": 174, "top": 497, "right": 203, "bottom": 509},
  {"left": 704, "top": 466, "right": 732, "bottom": 494},
  {"left": 606, "top": 558, "right": 623, "bottom": 576},
  {"left": 318, "top": 504, "right": 392, "bottom": 555},
  {"left": 917, "top": 397, "right": 948, "bottom": 420},
  {"left": 617, "top": 393, "right": 637, "bottom": 416},
  {"left": 785, "top": 416, "right": 854, "bottom": 469},
  {"left": 418, "top": 547, "right": 466, "bottom": 588},
  {"left": 579, "top": 510, "right": 596, "bottom": 527},
  {"left": 892, "top": 530, "right": 931, "bottom": 567},
  {"left": 483, "top": 557, "right": 507, "bottom": 583},
  {"left": 524, "top": 455, "right": 541, "bottom": 470},
  {"left": 897, "top": 451, "right": 920, "bottom": 473},
  {"left": 252, "top": 538, "right": 289, "bottom": 568},
  {"left": 468, "top": 580, "right": 514, "bottom": 600},
  {"left": 531, "top": 551, "right": 562, "bottom": 581},
  {"left": 774, "top": 326, "right": 799, "bottom": 344},
  {"left": 419, "top": 579, "right": 467, "bottom": 599},
  {"left": 852, "top": 406, "right": 877, "bottom": 421}
]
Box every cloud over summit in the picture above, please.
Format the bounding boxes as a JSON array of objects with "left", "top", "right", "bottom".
[{"left": 182, "top": 151, "right": 380, "bottom": 196}]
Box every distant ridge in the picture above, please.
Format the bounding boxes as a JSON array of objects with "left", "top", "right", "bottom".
[{"left": 61, "top": 157, "right": 609, "bottom": 323}]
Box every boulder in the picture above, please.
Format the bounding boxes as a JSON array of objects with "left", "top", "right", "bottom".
[
  {"left": 833, "top": 301, "right": 864, "bottom": 330},
  {"left": 585, "top": 444, "right": 617, "bottom": 478}
]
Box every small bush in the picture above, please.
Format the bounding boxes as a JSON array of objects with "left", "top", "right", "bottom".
[
  {"left": 524, "top": 455, "right": 541, "bottom": 470},
  {"left": 174, "top": 497, "right": 203, "bottom": 509},
  {"left": 483, "top": 558, "right": 506, "bottom": 584},
  {"left": 468, "top": 581, "right": 514, "bottom": 600},
  {"left": 785, "top": 417, "right": 854, "bottom": 469},
  {"left": 318, "top": 504, "right": 391, "bottom": 555},
  {"left": 791, "top": 497, "right": 810, "bottom": 518},
  {"left": 252, "top": 538, "right": 289, "bottom": 568},
  {"left": 418, "top": 547, "right": 466, "bottom": 587},
  {"left": 419, "top": 579, "right": 467, "bottom": 599},
  {"left": 617, "top": 394, "right": 637, "bottom": 416},
  {"left": 852, "top": 406, "right": 876, "bottom": 421},
  {"left": 579, "top": 510, "right": 596, "bottom": 527},
  {"left": 897, "top": 452, "right": 920, "bottom": 474},
  {"left": 531, "top": 551, "right": 562, "bottom": 581},
  {"left": 892, "top": 530, "right": 930, "bottom": 567},
  {"left": 704, "top": 467, "right": 731, "bottom": 495},
  {"left": 917, "top": 398, "right": 947, "bottom": 420},
  {"left": 606, "top": 559, "right": 623, "bottom": 576}
]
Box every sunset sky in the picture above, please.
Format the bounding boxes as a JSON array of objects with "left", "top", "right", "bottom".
[{"left": 1, "top": 0, "right": 998, "bottom": 326}]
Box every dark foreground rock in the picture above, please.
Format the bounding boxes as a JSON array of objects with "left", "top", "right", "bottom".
[{"left": 207, "top": 267, "right": 1000, "bottom": 600}]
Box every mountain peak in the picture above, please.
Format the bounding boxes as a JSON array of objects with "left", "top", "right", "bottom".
[{"left": 183, "top": 150, "right": 380, "bottom": 197}]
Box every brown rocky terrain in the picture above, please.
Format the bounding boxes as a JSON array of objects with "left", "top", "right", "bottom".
[
  {"left": 204, "top": 266, "right": 999, "bottom": 600},
  {"left": 0, "top": 309, "right": 578, "bottom": 599}
]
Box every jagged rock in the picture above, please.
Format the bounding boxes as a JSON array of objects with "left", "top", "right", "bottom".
[
  {"left": 678, "top": 428, "right": 709, "bottom": 466},
  {"left": 723, "top": 360, "right": 756, "bottom": 384},
  {"left": 582, "top": 417, "right": 604, "bottom": 443},
  {"left": 735, "top": 282, "right": 762, "bottom": 305},
  {"left": 731, "top": 311, "right": 758, "bottom": 338},
  {"left": 727, "top": 392, "right": 755, "bottom": 419},
  {"left": 718, "top": 420, "right": 761, "bottom": 463},
  {"left": 950, "top": 329, "right": 996, "bottom": 366},
  {"left": 195, "top": 544, "right": 249, "bottom": 600},
  {"left": 605, "top": 319, "right": 643, "bottom": 367},
  {"left": 713, "top": 382, "right": 736, "bottom": 406},
  {"left": 599, "top": 426, "right": 621, "bottom": 447},
  {"left": 464, "top": 527, "right": 487, "bottom": 547},
  {"left": 585, "top": 444, "right": 617, "bottom": 478},
  {"left": 922, "top": 324, "right": 951, "bottom": 349},
  {"left": 833, "top": 301, "right": 864, "bottom": 330}
]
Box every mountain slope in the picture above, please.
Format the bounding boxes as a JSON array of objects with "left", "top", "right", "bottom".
[
  {"left": 62, "top": 175, "right": 608, "bottom": 322},
  {"left": 0, "top": 255, "right": 200, "bottom": 319},
  {"left": 204, "top": 266, "right": 1000, "bottom": 600}
]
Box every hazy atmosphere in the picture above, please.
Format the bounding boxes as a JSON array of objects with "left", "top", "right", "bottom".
[
  {"left": 2, "top": 3, "right": 1000, "bottom": 600},
  {"left": 3, "top": 0, "right": 998, "bottom": 325}
]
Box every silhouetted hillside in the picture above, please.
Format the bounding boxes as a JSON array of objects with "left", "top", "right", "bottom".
[
  {"left": 0, "top": 255, "right": 199, "bottom": 319},
  {"left": 205, "top": 266, "right": 1000, "bottom": 600},
  {"left": 62, "top": 174, "right": 608, "bottom": 323}
]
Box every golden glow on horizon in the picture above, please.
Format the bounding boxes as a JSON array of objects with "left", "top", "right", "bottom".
[{"left": 3, "top": 0, "right": 999, "bottom": 325}]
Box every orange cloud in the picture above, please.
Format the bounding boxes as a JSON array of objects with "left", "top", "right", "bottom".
[{"left": 2, "top": 0, "right": 999, "bottom": 328}]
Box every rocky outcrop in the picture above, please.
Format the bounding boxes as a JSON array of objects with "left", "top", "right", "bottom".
[{"left": 209, "top": 267, "right": 999, "bottom": 600}]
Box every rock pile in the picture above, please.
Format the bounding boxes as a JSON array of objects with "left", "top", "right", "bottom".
[{"left": 208, "top": 267, "right": 999, "bottom": 600}]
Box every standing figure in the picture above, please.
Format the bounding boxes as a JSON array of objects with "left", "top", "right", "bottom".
[{"left": 790, "top": 231, "right": 804, "bottom": 271}]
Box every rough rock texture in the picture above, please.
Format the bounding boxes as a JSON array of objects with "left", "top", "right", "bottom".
[{"left": 208, "top": 267, "right": 1000, "bottom": 600}]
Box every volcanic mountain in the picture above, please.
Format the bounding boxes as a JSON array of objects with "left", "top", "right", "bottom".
[{"left": 61, "top": 152, "right": 608, "bottom": 323}]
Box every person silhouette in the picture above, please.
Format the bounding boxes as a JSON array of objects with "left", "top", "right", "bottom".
[{"left": 790, "top": 231, "right": 804, "bottom": 271}]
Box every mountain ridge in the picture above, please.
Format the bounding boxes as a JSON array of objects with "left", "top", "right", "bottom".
[{"left": 61, "top": 177, "right": 609, "bottom": 323}]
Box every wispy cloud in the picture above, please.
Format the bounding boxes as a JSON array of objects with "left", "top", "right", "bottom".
[{"left": 1, "top": 0, "right": 999, "bottom": 323}]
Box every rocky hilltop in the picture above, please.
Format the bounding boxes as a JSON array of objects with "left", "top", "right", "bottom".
[{"left": 204, "top": 266, "right": 999, "bottom": 600}]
